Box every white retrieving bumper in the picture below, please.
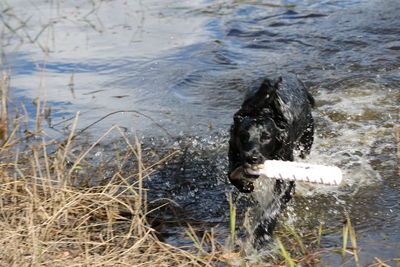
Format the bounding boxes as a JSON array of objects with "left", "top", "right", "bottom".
[{"left": 246, "top": 160, "right": 342, "bottom": 186}]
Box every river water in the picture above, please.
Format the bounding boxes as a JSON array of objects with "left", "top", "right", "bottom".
[{"left": 1, "top": 0, "right": 399, "bottom": 265}]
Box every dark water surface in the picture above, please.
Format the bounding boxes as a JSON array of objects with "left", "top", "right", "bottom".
[{"left": 2, "top": 0, "right": 399, "bottom": 265}]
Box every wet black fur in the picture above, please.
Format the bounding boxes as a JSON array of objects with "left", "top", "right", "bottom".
[{"left": 228, "top": 75, "right": 314, "bottom": 247}]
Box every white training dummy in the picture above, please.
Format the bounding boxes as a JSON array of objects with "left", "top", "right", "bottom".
[{"left": 235, "top": 160, "right": 342, "bottom": 186}]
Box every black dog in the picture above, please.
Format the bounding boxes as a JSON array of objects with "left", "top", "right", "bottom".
[{"left": 228, "top": 75, "right": 314, "bottom": 248}]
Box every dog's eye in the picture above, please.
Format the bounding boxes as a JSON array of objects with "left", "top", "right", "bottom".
[{"left": 260, "top": 132, "right": 271, "bottom": 142}]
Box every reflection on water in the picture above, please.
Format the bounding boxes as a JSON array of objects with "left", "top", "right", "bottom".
[{"left": 2, "top": 0, "right": 399, "bottom": 264}]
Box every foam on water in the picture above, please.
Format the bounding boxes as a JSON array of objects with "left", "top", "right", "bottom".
[{"left": 295, "top": 80, "right": 396, "bottom": 197}]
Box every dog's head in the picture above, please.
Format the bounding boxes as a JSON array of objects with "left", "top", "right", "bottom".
[
  {"left": 229, "top": 77, "right": 289, "bottom": 193},
  {"left": 233, "top": 77, "right": 288, "bottom": 166},
  {"left": 233, "top": 116, "right": 285, "bottom": 169}
]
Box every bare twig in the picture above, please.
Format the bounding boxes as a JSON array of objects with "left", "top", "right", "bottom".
[
  {"left": 396, "top": 124, "right": 399, "bottom": 176},
  {"left": 74, "top": 109, "right": 172, "bottom": 138},
  {"left": 0, "top": 71, "right": 9, "bottom": 143}
]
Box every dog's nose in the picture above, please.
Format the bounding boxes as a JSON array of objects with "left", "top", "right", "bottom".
[{"left": 246, "top": 155, "right": 259, "bottom": 165}]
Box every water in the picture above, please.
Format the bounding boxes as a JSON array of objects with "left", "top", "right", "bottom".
[{"left": 2, "top": 0, "right": 399, "bottom": 264}]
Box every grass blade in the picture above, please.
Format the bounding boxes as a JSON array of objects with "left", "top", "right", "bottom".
[
  {"left": 276, "top": 237, "right": 295, "bottom": 267},
  {"left": 342, "top": 218, "right": 349, "bottom": 259},
  {"left": 228, "top": 192, "right": 236, "bottom": 248},
  {"left": 317, "top": 222, "right": 324, "bottom": 248},
  {"left": 284, "top": 224, "right": 305, "bottom": 254},
  {"left": 347, "top": 215, "right": 360, "bottom": 267}
]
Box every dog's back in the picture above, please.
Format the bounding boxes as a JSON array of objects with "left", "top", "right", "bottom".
[
  {"left": 273, "top": 76, "right": 314, "bottom": 151},
  {"left": 245, "top": 75, "right": 314, "bottom": 144}
]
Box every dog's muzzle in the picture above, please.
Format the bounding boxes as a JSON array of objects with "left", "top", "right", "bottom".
[{"left": 230, "top": 165, "right": 264, "bottom": 181}]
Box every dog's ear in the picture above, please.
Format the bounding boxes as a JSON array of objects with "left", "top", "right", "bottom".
[
  {"left": 264, "top": 76, "right": 288, "bottom": 128},
  {"left": 272, "top": 76, "right": 283, "bottom": 88},
  {"left": 242, "top": 77, "right": 280, "bottom": 109},
  {"left": 258, "top": 78, "right": 279, "bottom": 102}
]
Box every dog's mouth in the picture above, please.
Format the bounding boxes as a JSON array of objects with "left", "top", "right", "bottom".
[{"left": 230, "top": 164, "right": 264, "bottom": 181}]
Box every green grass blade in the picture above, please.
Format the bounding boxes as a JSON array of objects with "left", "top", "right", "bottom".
[
  {"left": 317, "top": 222, "right": 323, "bottom": 248},
  {"left": 342, "top": 220, "right": 349, "bottom": 258},
  {"left": 284, "top": 225, "right": 305, "bottom": 254},
  {"left": 277, "top": 238, "right": 295, "bottom": 267}
]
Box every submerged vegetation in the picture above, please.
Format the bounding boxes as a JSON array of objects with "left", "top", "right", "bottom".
[{"left": 1, "top": 71, "right": 399, "bottom": 266}]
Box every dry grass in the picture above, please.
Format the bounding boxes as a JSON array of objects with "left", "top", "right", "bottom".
[
  {"left": 0, "top": 131, "right": 214, "bottom": 266},
  {"left": 0, "top": 175, "right": 210, "bottom": 266},
  {"left": 0, "top": 72, "right": 220, "bottom": 266}
]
